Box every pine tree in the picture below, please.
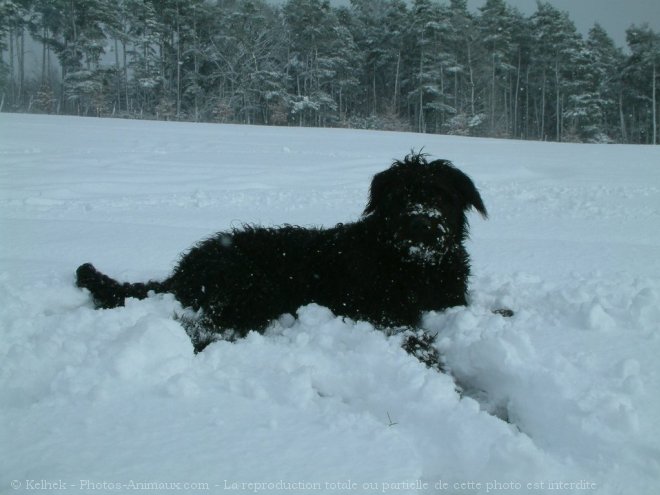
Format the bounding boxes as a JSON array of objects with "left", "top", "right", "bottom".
[
  {"left": 1, "top": 0, "right": 31, "bottom": 109},
  {"left": 477, "top": 0, "right": 517, "bottom": 136},
  {"left": 507, "top": 7, "right": 532, "bottom": 139},
  {"left": 530, "top": 2, "right": 583, "bottom": 141},
  {"left": 124, "top": 0, "right": 163, "bottom": 116},
  {"left": 329, "top": 6, "right": 363, "bottom": 123},
  {"left": 624, "top": 24, "right": 660, "bottom": 144},
  {"left": 576, "top": 24, "right": 624, "bottom": 141},
  {"left": 405, "top": 0, "right": 455, "bottom": 133},
  {"left": 0, "top": 3, "right": 9, "bottom": 97},
  {"left": 561, "top": 40, "right": 605, "bottom": 142},
  {"left": 283, "top": 0, "right": 348, "bottom": 126},
  {"left": 443, "top": 0, "right": 479, "bottom": 134},
  {"left": 349, "top": 0, "right": 412, "bottom": 120}
]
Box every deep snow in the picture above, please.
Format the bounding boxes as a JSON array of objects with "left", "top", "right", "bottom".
[{"left": 1, "top": 113, "right": 659, "bottom": 494}]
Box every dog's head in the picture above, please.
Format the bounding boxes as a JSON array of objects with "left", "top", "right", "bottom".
[
  {"left": 364, "top": 153, "right": 487, "bottom": 231},
  {"left": 364, "top": 153, "right": 487, "bottom": 265}
]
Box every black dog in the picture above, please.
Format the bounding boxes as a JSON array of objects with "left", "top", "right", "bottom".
[{"left": 76, "top": 153, "right": 487, "bottom": 354}]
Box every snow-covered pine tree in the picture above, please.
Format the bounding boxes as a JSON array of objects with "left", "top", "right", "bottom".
[
  {"left": 529, "top": 2, "right": 583, "bottom": 141},
  {"left": 405, "top": 0, "right": 455, "bottom": 133},
  {"left": 624, "top": 24, "right": 660, "bottom": 144},
  {"left": 477, "top": 0, "right": 517, "bottom": 136}
]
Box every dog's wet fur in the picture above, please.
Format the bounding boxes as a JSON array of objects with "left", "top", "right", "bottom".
[{"left": 77, "top": 153, "right": 488, "bottom": 359}]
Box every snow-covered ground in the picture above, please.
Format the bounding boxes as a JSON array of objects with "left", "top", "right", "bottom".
[{"left": 1, "top": 113, "right": 659, "bottom": 494}]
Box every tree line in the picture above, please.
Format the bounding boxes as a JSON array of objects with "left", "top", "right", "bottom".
[{"left": 1, "top": 0, "right": 659, "bottom": 144}]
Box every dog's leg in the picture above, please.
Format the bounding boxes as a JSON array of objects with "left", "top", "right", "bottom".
[
  {"left": 76, "top": 263, "right": 167, "bottom": 309},
  {"left": 401, "top": 330, "right": 446, "bottom": 373}
]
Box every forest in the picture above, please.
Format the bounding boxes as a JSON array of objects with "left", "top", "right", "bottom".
[{"left": 1, "top": 0, "right": 659, "bottom": 144}]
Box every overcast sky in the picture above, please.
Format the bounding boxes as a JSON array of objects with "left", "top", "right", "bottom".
[{"left": 467, "top": 0, "right": 660, "bottom": 48}]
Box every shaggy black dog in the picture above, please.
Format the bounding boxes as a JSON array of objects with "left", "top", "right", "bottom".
[{"left": 76, "top": 153, "right": 487, "bottom": 354}]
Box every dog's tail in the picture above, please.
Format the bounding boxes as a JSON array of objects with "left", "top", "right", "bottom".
[{"left": 76, "top": 263, "right": 168, "bottom": 309}]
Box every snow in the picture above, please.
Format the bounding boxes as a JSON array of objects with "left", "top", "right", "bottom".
[{"left": 1, "top": 113, "right": 660, "bottom": 494}]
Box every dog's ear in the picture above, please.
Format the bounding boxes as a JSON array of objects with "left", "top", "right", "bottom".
[
  {"left": 364, "top": 165, "right": 412, "bottom": 216},
  {"left": 430, "top": 160, "right": 488, "bottom": 219}
]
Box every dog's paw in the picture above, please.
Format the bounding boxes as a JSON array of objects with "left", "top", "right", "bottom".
[{"left": 401, "top": 330, "right": 445, "bottom": 373}]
